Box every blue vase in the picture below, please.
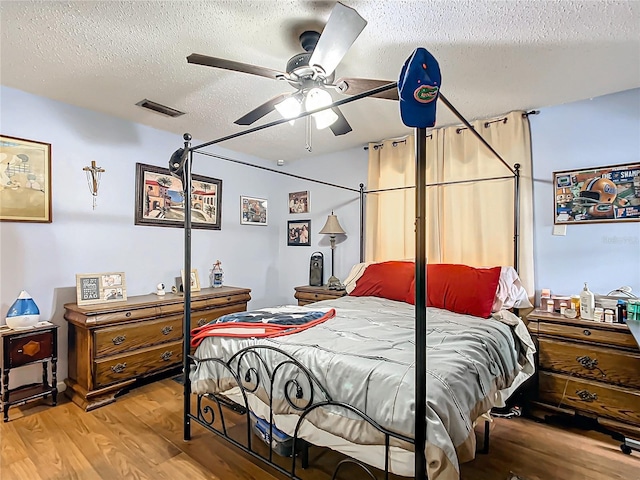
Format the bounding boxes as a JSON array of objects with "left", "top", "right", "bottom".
[{"left": 5, "top": 290, "right": 40, "bottom": 329}]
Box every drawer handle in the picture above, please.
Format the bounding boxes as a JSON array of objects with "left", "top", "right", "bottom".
[
  {"left": 160, "top": 351, "right": 173, "bottom": 361},
  {"left": 112, "top": 335, "right": 126, "bottom": 345},
  {"left": 197, "top": 318, "right": 207, "bottom": 327},
  {"left": 576, "top": 355, "right": 606, "bottom": 377},
  {"left": 161, "top": 326, "right": 173, "bottom": 335},
  {"left": 582, "top": 329, "right": 591, "bottom": 336},
  {"left": 576, "top": 389, "right": 597, "bottom": 402},
  {"left": 111, "top": 363, "right": 127, "bottom": 373}
]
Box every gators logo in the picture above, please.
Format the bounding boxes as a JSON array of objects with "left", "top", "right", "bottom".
[{"left": 413, "top": 84, "right": 438, "bottom": 103}]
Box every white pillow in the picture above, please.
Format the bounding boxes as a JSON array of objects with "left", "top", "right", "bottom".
[{"left": 492, "top": 266, "right": 533, "bottom": 311}]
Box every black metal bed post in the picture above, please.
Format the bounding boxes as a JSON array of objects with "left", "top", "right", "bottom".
[
  {"left": 414, "top": 127, "right": 428, "bottom": 480},
  {"left": 181, "top": 133, "right": 193, "bottom": 441},
  {"left": 359, "top": 183, "right": 365, "bottom": 263},
  {"left": 513, "top": 163, "right": 521, "bottom": 272}
]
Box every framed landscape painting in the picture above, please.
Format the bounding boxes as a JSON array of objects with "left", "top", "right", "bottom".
[
  {"left": 135, "top": 163, "right": 222, "bottom": 230},
  {"left": 0, "top": 135, "right": 52, "bottom": 223},
  {"left": 553, "top": 162, "right": 640, "bottom": 224}
]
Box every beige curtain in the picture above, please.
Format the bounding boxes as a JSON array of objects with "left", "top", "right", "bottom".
[{"left": 365, "top": 111, "right": 534, "bottom": 295}]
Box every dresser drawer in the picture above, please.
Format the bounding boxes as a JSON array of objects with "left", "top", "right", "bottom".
[
  {"left": 7, "top": 331, "right": 55, "bottom": 368},
  {"left": 94, "top": 316, "right": 183, "bottom": 357},
  {"left": 190, "top": 304, "right": 248, "bottom": 329},
  {"left": 94, "top": 340, "right": 182, "bottom": 388},
  {"left": 538, "top": 371, "right": 640, "bottom": 426},
  {"left": 537, "top": 321, "right": 637, "bottom": 349},
  {"left": 538, "top": 338, "right": 640, "bottom": 389}
]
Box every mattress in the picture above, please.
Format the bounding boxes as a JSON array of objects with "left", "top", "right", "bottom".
[{"left": 190, "top": 296, "right": 536, "bottom": 479}]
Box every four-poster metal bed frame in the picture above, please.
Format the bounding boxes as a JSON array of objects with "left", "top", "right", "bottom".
[{"left": 170, "top": 80, "right": 521, "bottom": 480}]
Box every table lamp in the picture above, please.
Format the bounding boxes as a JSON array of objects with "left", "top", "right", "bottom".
[{"left": 319, "top": 212, "right": 346, "bottom": 289}]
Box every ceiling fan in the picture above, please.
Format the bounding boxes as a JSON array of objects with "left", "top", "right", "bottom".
[{"left": 186, "top": 2, "right": 398, "bottom": 136}]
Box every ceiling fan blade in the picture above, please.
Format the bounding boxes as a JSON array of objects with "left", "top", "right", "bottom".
[
  {"left": 335, "top": 77, "right": 399, "bottom": 100},
  {"left": 329, "top": 107, "right": 352, "bottom": 136},
  {"left": 309, "top": 2, "right": 367, "bottom": 77},
  {"left": 187, "top": 53, "right": 284, "bottom": 80},
  {"left": 234, "top": 93, "right": 292, "bottom": 126}
]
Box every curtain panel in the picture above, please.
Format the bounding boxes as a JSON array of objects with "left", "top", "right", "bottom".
[{"left": 365, "top": 111, "right": 534, "bottom": 297}]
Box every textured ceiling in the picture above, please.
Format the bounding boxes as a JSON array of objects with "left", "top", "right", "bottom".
[{"left": 1, "top": 1, "right": 639, "bottom": 162}]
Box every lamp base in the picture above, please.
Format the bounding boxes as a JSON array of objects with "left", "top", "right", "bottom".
[{"left": 326, "top": 276, "right": 344, "bottom": 290}]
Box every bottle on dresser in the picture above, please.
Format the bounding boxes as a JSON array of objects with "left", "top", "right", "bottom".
[{"left": 580, "top": 282, "right": 595, "bottom": 320}]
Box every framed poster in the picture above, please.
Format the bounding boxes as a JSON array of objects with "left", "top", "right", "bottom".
[
  {"left": 288, "top": 191, "right": 309, "bottom": 214},
  {"left": 135, "top": 163, "right": 222, "bottom": 230},
  {"left": 240, "top": 196, "right": 267, "bottom": 225},
  {"left": 76, "top": 272, "right": 127, "bottom": 306},
  {"left": 287, "top": 219, "right": 311, "bottom": 246},
  {"left": 0, "top": 135, "right": 52, "bottom": 223},
  {"left": 553, "top": 162, "right": 640, "bottom": 224}
]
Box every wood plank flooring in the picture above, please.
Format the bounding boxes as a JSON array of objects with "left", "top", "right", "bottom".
[{"left": 1, "top": 378, "right": 638, "bottom": 479}]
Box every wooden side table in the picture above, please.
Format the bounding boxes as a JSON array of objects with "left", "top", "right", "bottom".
[
  {"left": 294, "top": 285, "right": 347, "bottom": 306},
  {"left": 0, "top": 322, "right": 59, "bottom": 422}
]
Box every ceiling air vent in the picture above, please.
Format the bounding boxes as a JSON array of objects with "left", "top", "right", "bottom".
[{"left": 135, "top": 99, "right": 185, "bottom": 118}]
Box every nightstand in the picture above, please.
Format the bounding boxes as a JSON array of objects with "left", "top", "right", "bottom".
[
  {"left": 294, "top": 285, "right": 347, "bottom": 306},
  {"left": 1, "top": 323, "right": 59, "bottom": 422},
  {"left": 526, "top": 309, "right": 640, "bottom": 437}
]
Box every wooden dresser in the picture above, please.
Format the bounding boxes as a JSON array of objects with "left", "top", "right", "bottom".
[
  {"left": 64, "top": 286, "right": 251, "bottom": 411},
  {"left": 294, "top": 285, "right": 347, "bottom": 306},
  {"left": 527, "top": 309, "right": 640, "bottom": 436}
]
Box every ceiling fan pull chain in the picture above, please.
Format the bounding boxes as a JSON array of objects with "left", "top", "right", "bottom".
[{"left": 305, "top": 115, "right": 313, "bottom": 152}]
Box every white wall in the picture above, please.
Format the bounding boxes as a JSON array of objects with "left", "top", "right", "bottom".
[{"left": 530, "top": 88, "right": 640, "bottom": 300}]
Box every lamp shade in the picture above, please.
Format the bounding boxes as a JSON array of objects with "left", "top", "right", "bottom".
[
  {"left": 305, "top": 88, "right": 338, "bottom": 130},
  {"left": 319, "top": 213, "right": 346, "bottom": 235}
]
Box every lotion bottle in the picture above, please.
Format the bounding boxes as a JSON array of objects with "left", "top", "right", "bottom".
[{"left": 580, "top": 282, "right": 595, "bottom": 320}]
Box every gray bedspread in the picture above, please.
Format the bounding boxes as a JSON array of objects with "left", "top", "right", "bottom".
[{"left": 190, "top": 296, "right": 535, "bottom": 479}]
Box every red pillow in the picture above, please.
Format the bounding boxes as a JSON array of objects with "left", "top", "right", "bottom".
[
  {"left": 349, "top": 261, "right": 415, "bottom": 303},
  {"left": 406, "top": 264, "right": 501, "bottom": 318}
]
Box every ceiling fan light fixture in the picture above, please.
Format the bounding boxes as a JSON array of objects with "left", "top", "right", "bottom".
[
  {"left": 305, "top": 88, "right": 338, "bottom": 129},
  {"left": 274, "top": 96, "right": 302, "bottom": 125}
]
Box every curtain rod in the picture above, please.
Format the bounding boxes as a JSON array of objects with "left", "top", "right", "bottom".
[
  {"left": 363, "top": 138, "right": 412, "bottom": 150},
  {"left": 364, "top": 174, "right": 515, "bottom": 194},
  {"left": 195, "top": 150, "right": 360, "bottom": 193}
]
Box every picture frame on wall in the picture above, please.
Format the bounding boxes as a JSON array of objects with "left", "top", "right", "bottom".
[
  {"left": 287, "top": 219, "right": 311, "bottom": 246},
  {"left": 240, "top": 196, "right": 267, "bottom": 225},
  {"left": 181, "top": 268, "right": 201, "bottom": 292},
  {"left": 0, "top": 135, "right": 52, "bottom": 223},
  {"left": 134, "top": 163, "right": 222, "bottom": 230},
  {"left": 288, "top": 191, "right": 309, "bottom": 214},
  {"left": 553, "top": 162, "right": 640, "bottom": 224},
  {"left": 75, "top": 272, "right": 127, "bottom": 306}
]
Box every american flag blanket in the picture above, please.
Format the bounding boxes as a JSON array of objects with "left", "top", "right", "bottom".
[{"left": 190, "top": 306, "right": 336, "bottom": 348}]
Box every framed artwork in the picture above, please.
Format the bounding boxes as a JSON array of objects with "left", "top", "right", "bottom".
[
  {"left": 240, "top": 196, "right": 267, "bottom": 225},
  {"left": 288, "top": 191, "right": 309, "bottom": 214},
  {"left": 135, "top": 163, "right": 222, "bottom": 230},
  {"left": 0, "top": 135, "right": 52, "bottom": 223},
  {"left": 181, "top": 268, "right": 201, "bottom": 292},
  {"left": 75, "top": 272, "right": 127, "bottom": 306},
  {"left": 553, "top": 162, "right": 640, "bottom": 224},
  {"left": 287, "top": 219, "right": 311, "bottom": 246}
]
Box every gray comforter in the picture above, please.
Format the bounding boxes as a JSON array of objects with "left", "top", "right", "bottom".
[{"left": 190, "top": 296, "right": 535, "bottom": 479}]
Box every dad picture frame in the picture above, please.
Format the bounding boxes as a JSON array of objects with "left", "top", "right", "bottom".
[
  {"left": 181, "top": 268, "right": 201, "bottom": 292},
  {"left": 75, "top": 272, "right": 127, "bottom": 306},
  {"left": 553, "top": 162, "right": 640, "bottom": 224}
]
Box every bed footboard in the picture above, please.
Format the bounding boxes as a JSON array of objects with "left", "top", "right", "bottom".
[{"left": 187, "top": 344, "right": 416, "bottom": 479}]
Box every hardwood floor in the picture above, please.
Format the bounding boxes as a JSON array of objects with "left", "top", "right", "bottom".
[{"left": 1, "top": 378, "right": 638, "bottom": 479}]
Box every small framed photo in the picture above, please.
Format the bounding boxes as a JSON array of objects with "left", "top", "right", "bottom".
[
  {"left": 181, "top": 269, "right": 201, "bottom": 292},
  {"left": 287, "top": 220, "right": 311, "bottom": 246},
  {"left": 76, "top": 272, "right": 127, "bottom": 306},
  {"left": 241, "top": 196, "right": 267, "bottom": 225},
  {"left": 288, "top": 191, "right": 309, "bottom": 214}
]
